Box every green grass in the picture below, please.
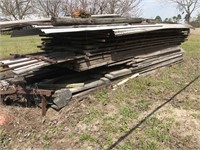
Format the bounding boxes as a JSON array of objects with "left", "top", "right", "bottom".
[
  {"left": 182, "top": 35, "right": 200, "bottom": 56},
  {"left": 83, "top": 108, "right": 104, "bottom": 123},
  {"left": 0, "top": 129, "right": 10, "bottom": 148},
  {"left": 145, "top": 117, "right": 174, "bottom": 143},
  {"left": 119, "top": 143, "right": 133, "bottom": 150},
  {"left": 135, "top": 99, "right": 151, "bottom": 111},
  {"left": 119, "top": 105, "right": 138, "bottom": 121},
  {"left": 0, "top": 34, "right": 41, "bottom": 58},
  {"left": 79, "top": 133, "right": 97, "bottom": 142},
  {"left": 95, "top": 89, "right": 110, "bottom": 105},
  {"left": 192, "top": 112, "right": 200, "bottom": 120},
  {"left": 76, "top": 34, "right": 200, "bottom": 149},
  {"left": 115, "top": 117, "right": 174, "bottom": 150}
]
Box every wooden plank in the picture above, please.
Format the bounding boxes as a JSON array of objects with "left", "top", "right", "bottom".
[
  {"left": 112, "top": 73, "right": 139, "bottom": 90},
  {"left": 13, "top": 62, "right": 49, "bottom": 74},
  {"left": 105, "top": 68, "right": 132, "bottom": 79},
  {"left": 138, "top": 58, "right": 183, "bottom": 74},
  {"left": 69, "top": 77, "right": 110, "bottom": 94},
  {"left": 0, "top": 18, "right": 51, "bottom": 29},
  {"left": 131, "top": 57, "right": 183, "bottom": 72},
  {"left": 52, "top": 17, "right": 143, "bottom": 26}
]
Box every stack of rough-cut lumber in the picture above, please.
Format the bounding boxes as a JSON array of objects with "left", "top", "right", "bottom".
[
  {"left": 0, "top": 16, "right": 190, "bottom": 110},
  {"left": 38, "top": 24, "right": 188, "bottom": 72}
]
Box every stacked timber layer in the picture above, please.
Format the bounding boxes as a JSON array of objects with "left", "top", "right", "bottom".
[
  {"left": 0, "top": 16, "right": 190, "bottom": 110},
  {"left": 39, "top": 26, "right": 188, "bottom": 71}
]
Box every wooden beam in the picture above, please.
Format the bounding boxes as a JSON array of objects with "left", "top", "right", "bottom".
[{"left": 51, "top": 17, "right": 143, "bottom": 26}]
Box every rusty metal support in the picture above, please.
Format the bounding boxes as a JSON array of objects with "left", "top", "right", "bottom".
[
  {"left": 41, "top": 96, "right": 47, "bottom": 116},
  {"left": 0, "top": 87, "right": 54, "bottom": 116},
  {"left": 0, "top": 88, "right": 54, "bottom": 97}
]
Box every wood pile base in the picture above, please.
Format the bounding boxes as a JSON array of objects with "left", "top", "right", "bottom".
[{"left": 0, "top": 23, "right": 189, "bottom": 111}]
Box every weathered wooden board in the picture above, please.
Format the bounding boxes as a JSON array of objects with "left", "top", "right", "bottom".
[{"left": 52, "top": 17, "right": 143, "bottom": 26}]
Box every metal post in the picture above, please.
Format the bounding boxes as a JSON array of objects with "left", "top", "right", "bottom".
[{"left": 41, "top": 96, "right": 47, "bottom": 116}]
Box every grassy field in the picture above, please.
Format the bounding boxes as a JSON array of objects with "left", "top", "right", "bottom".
[
  {"left": 0, "top": 34, "right": 200, "bottom": 150},
  {"left": 0, "top": 35, "right": 41, "bottom": 58}
]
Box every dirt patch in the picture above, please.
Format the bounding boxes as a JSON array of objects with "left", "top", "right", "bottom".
[
  {"left": 156, "top": 105, "right": 200, "bottom": 149},
  {"left": 0, "top": 107, "right": 13, "bottom": 125},
  {"left": 190, "top": 28, "right": 200, "bottom": 35}
]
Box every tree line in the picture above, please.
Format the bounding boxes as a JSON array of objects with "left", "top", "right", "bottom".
[
  {"left": 155, "top": 14, "right": 182, "bottom": 23},
  {"left": 155, "top": 13, "right": 200, "bottom": 27},
  {"left": 0, "top": 0, "right": 199, "bottom": 26},
  {"left": 0, "top": 0, "right": 142, "bottom": 20},
  {"left": 166, "top": 0, "right": 200, "bottom": 23}
]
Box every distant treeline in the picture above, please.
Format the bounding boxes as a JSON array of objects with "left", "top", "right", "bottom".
[{"left": 155, "top": 14, "right": 200, "bottom": 27}]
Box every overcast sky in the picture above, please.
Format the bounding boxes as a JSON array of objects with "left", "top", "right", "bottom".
[{"left": 141, "top": 0, "right": 198, "bottom": 20}]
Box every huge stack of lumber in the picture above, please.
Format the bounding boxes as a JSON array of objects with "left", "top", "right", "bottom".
[
  {"left": 0, "top": 15, "right": 190, "bottom": 110},
  {"left": 39, "top": 27, "right": 187, "bottom": 72}
]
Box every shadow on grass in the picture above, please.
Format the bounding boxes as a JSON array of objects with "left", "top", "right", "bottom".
[
  {"left": 108, "top": 74, "right": 200, "bottom": 150},
  {"left": 2, "top": 95, "right": 46, "bottom": 108}
]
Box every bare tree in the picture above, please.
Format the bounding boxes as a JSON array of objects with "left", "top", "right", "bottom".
[
  {"left": 82, "top": 0, "right": 142, "bottom": 16},
  {"left": 4, "top": 0, "right": 142, "bottom": 19},
  {"left": 63, "top": 0, "right": 107, "bottom": 15},
  {"left": 166, "top": 0, "right": 200, "bottom": 23},
  {"left": 33, "top": 0, "right": 83, "bottom": 17},
  {"left": 32, "top": 0, "right": 66, "bottom": 18},
  {"left": 0, "top": 0, "right": 33, "bottom": 20},
  {"left": 120, "top": 0, "right": 142, "bottom": 16},
  {"left": 105, "top": 0, "right": 142, "bottom": 16},
  {"left": 79, "top": 0, "right": 89, "bottom": 10},
  {"left": 89, "top": 0, "right": 107, "bottom": 14},
  {"left": 62, "top": 0, "right": 79, "bottom": 15}
]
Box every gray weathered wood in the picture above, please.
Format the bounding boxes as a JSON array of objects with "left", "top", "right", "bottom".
[
  {"left": 51, "top": 17, "right": 143, "bottom": 26},
  {"left": 105, "top": 68, "right": 132, "bottom": 79},
  {"left": 69, "top": 78, "right": 110, "bottom": 94}
]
